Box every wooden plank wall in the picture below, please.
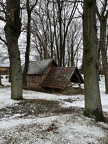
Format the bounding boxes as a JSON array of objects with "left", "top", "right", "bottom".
[
  {"left": 0, "top": 68, "right": 10, "bottom": 75},
  {"left": 27, "top": 62, "right": 56, "bottom": 88},
  {"left": 27, "top": 75, "right": 42, "bottom": 87}
]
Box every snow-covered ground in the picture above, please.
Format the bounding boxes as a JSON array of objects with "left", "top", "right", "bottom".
[{"left": 0, "top": 76, "right": 108, "bottom": 144}]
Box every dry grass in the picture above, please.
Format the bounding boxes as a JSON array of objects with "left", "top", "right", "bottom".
[{"left": 0, "top": 99, "right": 83, "bottom": 120}]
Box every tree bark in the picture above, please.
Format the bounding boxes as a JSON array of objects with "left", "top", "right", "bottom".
[
  {"left": 23, "top": 0, "right": 38, "bottom": 88},
  {"left": 83, "top": 0, "right": 104, "bottom": 121},
  {"left": 97, "top": 7, "right": 108, "bottom": 94},
  {"left": 100, "top": 21, "right": 108, "bottom": 94},
  {"left": 58, "top": 0, "right": 63, "bottom": 67},
  {"left": 5, "top": 0, "right": 23, "bottom": 100},
  {"left": 0, "top": 75, "right": 2, "bottom": 85},
  {"left": 23, "top": 0, "right": 31, "bottom": 88},
  {"left": 96, "top": 2, "right": 108, "bottom": 93}
]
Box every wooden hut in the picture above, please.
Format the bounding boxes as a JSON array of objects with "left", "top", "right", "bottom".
[
  {"left": 23, "top": 59, "right": 57, "bottom": 89},
  {"left": 0, "top": 64, "right": 10, "bottom": 75},
  {"left": 41, "top": 67, "right": 84, "bottom": 90}
]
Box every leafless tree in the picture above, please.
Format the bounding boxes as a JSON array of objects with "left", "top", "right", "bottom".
[
  {"left": 66, "top": 19, "right": 83, "bottom": 67},
  {"left": 4, "top": 0, "right": 23, "bottom": 100},
  {"left": 23, "top": 0, "right": 38, "bottom": 88},
  {"left": 31, "top": 0, "right": 82, "bottom": 67},
  {"left": 83, "top": 0, "right": 104, "bottom": 121},
  {"left": 96, "top": 0, "right": 108, "bottom": 93}
]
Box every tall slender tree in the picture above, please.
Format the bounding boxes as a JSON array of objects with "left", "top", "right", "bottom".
[
  {"left": 0, "top": 75, "right": 2, "bottom": 85},
  {"left": 83, "top": 0, "right": 104, "bottom": 121},
  {"left": 23, "top": 0, "right": 38, "bottom": 88},
  {"left": 96, "top": 0, "right": 108, "bottom": 94},
  {"left": 4, "top": 0, "right": 23, "bottom": 100}
]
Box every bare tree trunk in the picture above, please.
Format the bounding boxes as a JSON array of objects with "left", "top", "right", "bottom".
[
  {"left": 23, "top": 0, "right": 38, "bottom": 88},
  {"left": 0, "top": 75, "right": 2, "bottom": 85},
  {"left": 100, "top": 22, "right": 108, "bottom": 94},
  {"left": 96, "top": 1, "right": 108, "bottom": 93},
  {"left": 5, "top": 0, "right": 23, "bottom": 100},
  {"left": 96, "top": 0, "right": 108, "bottom": 94},
  {"left": 70, "top": 37, "right": 74, "bottom": 66},
  {"left": 23, "top": 0, "right": 31, "bottom": 88},
  {"left": 83, "top": 0, "right": 104, "bottom": 121},
  {"left": 58, "top": 1, "right": 63, "bottom": 67}
]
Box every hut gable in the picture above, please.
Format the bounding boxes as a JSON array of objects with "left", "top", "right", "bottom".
[
  {"left": 22, "top": 59, "right": 57, "bottom": 75},
  {"left": 24, "top": 59, "right": 57, "bottom": 89},
  {"left": 41, "top": 67, "right": 84, "bottom": 90}
]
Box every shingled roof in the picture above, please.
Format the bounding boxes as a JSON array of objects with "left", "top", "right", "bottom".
[
  {"left": 22, "top": 59, "right": 57, "bottom": 75},
  {"left": 41, "top": 67, "right": 84, "bottom": 89}
]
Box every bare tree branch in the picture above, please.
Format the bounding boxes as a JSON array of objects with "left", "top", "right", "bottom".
[
  {"left": 0, "top": 16, "right": 6, "bottom": 22},
  {"left": 0, "top": 36, "right": 7, "bottom": 46}
]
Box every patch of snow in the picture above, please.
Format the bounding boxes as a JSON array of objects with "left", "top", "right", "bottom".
[
  {"left": 1, "top": 76, "right": 11, "bottom": 86},
  {"left": 0, "top": 87, "right": 19, "bottom": 108},
  {"left": 0, "top": 114, "right": 107, "bottom": 144},
  {"left": 0, "top": 76, "right": 108, "bottom": 112},
  {"left": 0, "top": 76, "right": 108, "bottom": 144},
  {"left": 11, "top": 114, "right": 25, "bottom": 119}
]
